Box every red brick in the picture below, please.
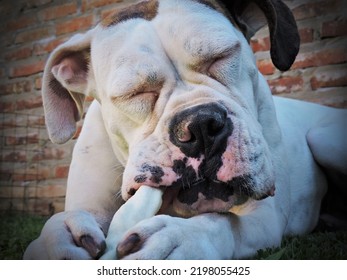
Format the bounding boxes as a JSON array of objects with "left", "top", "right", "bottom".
[
  {"left": 0, "top": 32, "right": 14, "bottom": 48},
  {"left": 55, "top": 165, "right": 70, "bottom": 178},
  {"left": 56, "top": 15, "right": 94, "bottom": 35},
  {"left": 267, "top": 76, "right": 304, "bottom": 94},
  {"left": 0, "top": 187, "right": 25, "bottom": 199},
  {"left": 27, "top": 115, "right": 45, "bottom": 127},
  {"left": 6, "top": 15, "right": 38, "bottom": 31},
  {"left": 39, "top": 3, "right": 77, "bottom": 21},
  {"left": 293, "top": 47, "right": 347, "bottom": 69},
  {"left": 36, "top": 185, "right": 67, "bottom": 198},
  {"left": 0, "top": 68, "right": 5, "bottom": 78},
  {"left": 1, "top": 151, "right": 27, "bottom": 162},
  {"left": 310, "top": 66, "right": 347, "bottom": 90},
  {"left": 33, "top": 37, "right": 66, "bottom": 55},
  {"left": 12, "top": 166, "right": 50, "bottom": 182},
  {"left": 251, "top": 36, "right": 270, "bottom": 53},
  {"left": 9, "top": 60, "right": 45, "bottom": 78},
  {"left": 321, "top": 20, "right": 347, "bottom": 38},
  {"left": 0, "top": 101, "right": 15, "bottom": 113},
  {"left": 20, "top": 0, "right": 52, "bottom": 12},
  {"left": 0, "top": 117, "right": 16, "bottom": 129},
  {"left": 15, "top": 27, "right": 51, "bottom": 44},
  {"left": 299, "top": 28, "right": 314, "bottom": 44},
  {"left": 5, "top": 133, "right": 40, "bottom": 146},
  {"left": 18, "top": 197, "right": 60, "bottom": 215},
  {"left": 0, "top": 171, "right": 11, "bottom": 182},
  {"left": 82, "top": 0, "right": 124, "bottom": 12},
  {"left": 256, "top": 59, "right": 275, "bottom": 75},
  {"left": 16, "top": 96, "right": 43, "bottom": 110},
  {"left": 0, "top": 114, "right": 44, "bottom": 129},
  {"left": 292, "top": 0, "right": 341, "bottom": 20},
  {"left": 0, "top": 2, "right": 13, "bottom": 25},
  {"left": 35, "top": 76, "right": 42, "bottom": 89},
  {"left": 0, "top": 80, "right": 32, "bottom": 95},
  {"left": 32, "top": 148, "right": 66, "bottom": 161},
  {"left": 4, "top": 47, "right": 32, "bottom": 61},
  {"left": 251, "top": 27, "right": 313, "bottom": 53}
]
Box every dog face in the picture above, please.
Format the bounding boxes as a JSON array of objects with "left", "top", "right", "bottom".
[{"left": 42, "top": 0, "right": 299, "bottom": 217}]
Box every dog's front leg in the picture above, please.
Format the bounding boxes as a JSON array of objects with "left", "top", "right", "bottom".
[
  {"left": 24, "top": 101, "right": 123, "bottom": 259},
  {"left": 65, "top": 101, "right": 123, "bottom": 231},
  {"left": 116, "top": 199, "right": 284, "bottom": 260}
]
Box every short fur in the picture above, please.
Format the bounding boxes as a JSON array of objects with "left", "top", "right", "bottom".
[{"left": 24, "top": 0, "right": 346, "bottom": 260}]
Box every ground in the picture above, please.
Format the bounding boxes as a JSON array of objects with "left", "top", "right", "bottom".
[{"left": 0, "top": 213, "right": 346, "bottom": 260}]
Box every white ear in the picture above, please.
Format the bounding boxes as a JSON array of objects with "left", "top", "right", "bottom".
[{"left": 42, "top": 31, "right": 93, "bottom": 144}]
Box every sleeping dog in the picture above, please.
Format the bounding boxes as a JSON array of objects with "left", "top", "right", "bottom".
[{"left": 24, "top": 0, "right": 347, "bottom": 259}]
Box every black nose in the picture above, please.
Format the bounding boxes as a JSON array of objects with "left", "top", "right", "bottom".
[{"left": 169, "top": 103, "right": 233, "bottom": 158}]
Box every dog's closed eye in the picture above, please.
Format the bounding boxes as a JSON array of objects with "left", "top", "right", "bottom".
[{"left": 206, "top": 43, "right": 241, "bottom": 83}]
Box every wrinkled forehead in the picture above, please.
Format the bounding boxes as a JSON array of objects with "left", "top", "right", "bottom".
[
  {"left": 100, "top": 0, "right": 232, "bottom": 28},
  {"left": 91, "top": 0, "right": 240, "bottom": 71}
]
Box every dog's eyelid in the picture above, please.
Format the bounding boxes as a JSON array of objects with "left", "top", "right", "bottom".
[
  {"left": 205, "top": 43, "right": 241, "bottom": 81},
  {"left": 206, "top": 55, "right": 229, "bottom": 78},
  {"left": 198, "top": 44, "right": 238, "bottom": 73},
  {"left": 215, "top": 48, "right": 235, "bottom": 59},
  {"left": 111, "top": 91, "right": 159, "bottom": 103},
  {"left": 128, "top": 88, "right": 161, "bottom": 100},
  {"left": 110, "top": 79, "right": 163, "bottom": 100},
  {"left": 209, "top": 42, "right": 240, "bottom": 60},
  {"left": 136, "top": 91, "right": 159, "bottom": 99}
]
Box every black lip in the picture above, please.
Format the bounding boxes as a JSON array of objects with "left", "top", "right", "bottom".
[
  {"left": 178, "top": 179, "right": 233, "bottom": 203},
  {"left": 173, "top": 174, "right": 272, "bottom": 206}
]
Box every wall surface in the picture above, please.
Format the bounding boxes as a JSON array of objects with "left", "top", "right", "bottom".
[
  {"left": 252, "top": 0, "right": 347, "bottom": 107},
  {"left": 0, "top": 0, "right": 346, "bottom": 216}
]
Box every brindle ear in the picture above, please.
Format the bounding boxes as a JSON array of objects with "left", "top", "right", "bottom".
[
  {"left": 222, "top": 0, "right": 300, "bottom": 71},
  {"left": 42, "top": 31, "right": 93, "bottom": 144}
]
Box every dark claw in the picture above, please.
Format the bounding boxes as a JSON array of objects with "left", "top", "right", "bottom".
[
  {"left": 80, "top": 235, "right": 106, "bottom": 259},
  {"left": 117, "top": 233, "right": 142, "bottom": 259}
]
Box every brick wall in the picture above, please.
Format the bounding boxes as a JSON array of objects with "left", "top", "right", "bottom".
[
  {"left": 252, "top": 0, "right": 347, "bottom": 107},
  {"left": 0, "top": 0, "right": 346, "bottom": 216}
]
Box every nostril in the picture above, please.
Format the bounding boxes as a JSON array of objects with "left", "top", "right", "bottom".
[
  {"left": 176, "top": 122, "right": 193, "bottom": 143},
  {"left": 169, "top": 103, "right": 232, "bottom": 158},
  {"left": 207, "top": 117, "right": 225, "bottom": 137}
]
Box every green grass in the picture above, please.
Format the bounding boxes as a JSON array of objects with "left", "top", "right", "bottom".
[
  {"left": 1, "top": 213, "right": 346, "bottom": 259},
  {"left": 253, "top": 231, "right": 347, "bottom": 259},
  {"left": 0, "top": 213, "right": 48, "bottom": 260}
]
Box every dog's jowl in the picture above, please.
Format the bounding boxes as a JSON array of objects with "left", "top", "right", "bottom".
[{"left": 24, "top": 0, "right": 347, "bottom": 260}]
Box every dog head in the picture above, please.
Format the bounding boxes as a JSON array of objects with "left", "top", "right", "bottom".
[{"left": 42, "top": 0, "right": 299, "bottom": 217}]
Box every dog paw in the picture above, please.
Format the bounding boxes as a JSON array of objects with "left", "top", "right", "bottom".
[
  {"left": 23, "top": 210, "right": 106, "bottom": 259},
  {"left": 116, "top": 214, "right": 231, "bottom": 259}
]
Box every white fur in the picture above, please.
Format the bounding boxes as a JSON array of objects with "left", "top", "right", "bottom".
[{"left": 24, "top": 0, "right": 346, "bottom": 259}]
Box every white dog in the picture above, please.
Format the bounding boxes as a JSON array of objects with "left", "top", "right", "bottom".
[{"left": 24, "top": 0, "right": 347, "bottom": 259}]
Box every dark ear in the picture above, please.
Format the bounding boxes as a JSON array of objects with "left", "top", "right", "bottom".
[
  {"left": 222, "top": 0, "right": 300, "bottom": 71},
  {"left": 42, "top": 31, "right": 93, "bottom": 144}
]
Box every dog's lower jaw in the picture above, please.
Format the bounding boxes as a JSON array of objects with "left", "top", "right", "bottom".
[
  {"left": 171, "top": 194, "right": 250, "bottom": 218},
  {"left": 126, "top": 178, "right": 276, "bottom": 217}
]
